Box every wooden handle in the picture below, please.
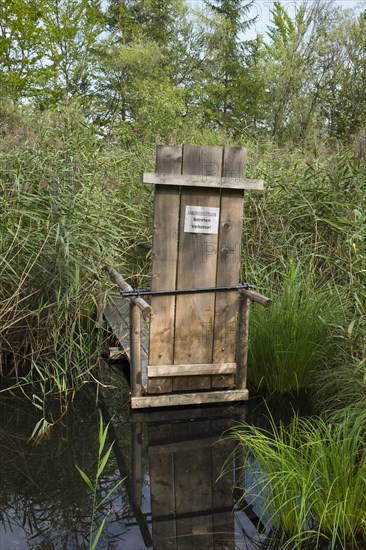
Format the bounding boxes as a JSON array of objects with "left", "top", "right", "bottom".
[
  {"left": 240, "top": 289, "right": 272, "bottom": 308},
  {"left": 104, "top": 265, "right": 152, "bottom": 318}
]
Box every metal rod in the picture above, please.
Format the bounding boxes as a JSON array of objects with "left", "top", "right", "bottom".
[{"left": 121, "top": 282, "right": 254, "bottom": 298}]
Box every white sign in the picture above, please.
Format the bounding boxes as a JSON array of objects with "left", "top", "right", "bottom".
[{"left": 184, "top": 205, "right": 220, "bottom": 234}]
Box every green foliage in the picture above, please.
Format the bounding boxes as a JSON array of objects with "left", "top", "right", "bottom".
[
  {"left": 76, "top": 410, "right": 124, "bottom": 550},
  {"left": 314, "top": 357, "right": 366, "bottom": 416},
  {"left": 198, "top": 0, "right": 263, "bottom": 133},
  {"left": 248, "top": 262, "right": 347, "bottom": 394},
  {"left": 229, "top": 409, "right": 366, "bottom": 548},
  {"left": 0, "top": 103, "right": 155, "bottom": 427},
  {"left": 0, "top": 0, "right": 104, "bottom": 107}
]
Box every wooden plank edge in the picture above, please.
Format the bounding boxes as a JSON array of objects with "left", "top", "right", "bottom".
[
  {"left": 143, "top": 173, "right": 264, "bottom": 190},
  {"left": 147, "top": 362, "right": 236, "bottom": 378},
  {"left": 131, "top": 389, "right": 249, "bottom": 409}
]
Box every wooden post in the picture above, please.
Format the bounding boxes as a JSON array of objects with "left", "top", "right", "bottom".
[
  {"left": 130, "top": 302, "right": 142, "bottom": 398},
  {"left": 240, "top": 288, "right": 272, "bottom": 308},
  {"left": 236, "top": 294, "right": 250, "bottom": 391},
  {"left": 104, "top": 265, "right": 151, "bottom": 318},
  {"left": 131, "top": 421, "right": 142, "bottom": 508}
]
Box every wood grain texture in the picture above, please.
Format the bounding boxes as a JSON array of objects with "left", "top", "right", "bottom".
[
  {"left": 104, "top": 265, "right": 151, "bottom": 317},
  {"left": 173, "top": 145, "right": 223, "bottom": 391},
  {"left": 131, "top": 389, "right": 249, "bottom": 408},
  {"left": 240, "top": 288, "right": 273, "bottom": 308},
  {"left": 148, "top": 146, "right": 181, "bottom": 393},
  {"left": 147, "top": 363, "right": 236, "bottom": 378},
  {"left": 212, "top": 147, "right": 246, "bottom": 388},
  {"left": 143, "top": 173, "right": 263, "bottom": 190},
  {"left": 236, "top": 295, "right": 250, "bottom": 391}
]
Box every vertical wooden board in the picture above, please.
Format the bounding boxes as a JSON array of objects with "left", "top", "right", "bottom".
[
  {"left": 172, "top": 418, "right": 211, "bottom": 441},
  {"left": 212, "top": 147, "right": 246, "bottom": 387},
  {"left": 149, "top": 451, "right": 176, "bottom": 548},
  {"left": 176, "top": 516, "right": 214, "bottom": 550},
  {"left": 149, "top": 146, "right": 182, "bottom": 393},
  {"left": 211, "top": 440, "right": 234, "bottom": 510},
  {"left": 174, "top": 448, "right": 212, "bottom": 512},
  {"left": 173, "top": 145, "right": 223, "bottom": 391},
  {"left": 148, "top": 421, "right": 174, "bottom": 444},
  {"left": 131, "top": 422, "right": 142, "bottom": 508},
  {"left": 175, "top": 446, "right": 214, "bottom": 550},
  {"left": 211, "top": 439, "right": 236, "bottom": 549}
]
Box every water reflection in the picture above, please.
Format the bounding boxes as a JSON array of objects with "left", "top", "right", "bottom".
[{"left": 0, "top": 365, "right": 256, "bottom": 550}]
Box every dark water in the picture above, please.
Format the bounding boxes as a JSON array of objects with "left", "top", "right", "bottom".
[{"left": 0, "top": 364, "right": 309, "bottom": 550}]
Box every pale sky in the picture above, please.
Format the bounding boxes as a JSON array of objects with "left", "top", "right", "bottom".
[
  {"left": 188, "top": 0, "right": 366, "bottom": 39},
  {"left": 248, "top": 0, "right": 366, "bottom": 38}
]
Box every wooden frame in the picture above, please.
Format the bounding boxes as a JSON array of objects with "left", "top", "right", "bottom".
[{"left": 103, "top": 144, "right": 271, "bottom": 409}]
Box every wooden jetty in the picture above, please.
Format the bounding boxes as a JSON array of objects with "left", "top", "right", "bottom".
[{"left": 102, "top": 144, "right": 271, "bottom": 409}]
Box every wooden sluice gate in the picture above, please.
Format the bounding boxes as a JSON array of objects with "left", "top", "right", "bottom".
[{"left": 102, "top": 144, "right": 272, "bottom": 409}]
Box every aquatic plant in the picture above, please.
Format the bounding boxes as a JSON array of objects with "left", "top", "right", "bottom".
[
  {"left": 229, "top": 408, "right": 366, "bottom": 549},
  {"left": 314, "top": 356, "right": 366, "bottom": 416},
  {"left": 247, "top": 262, "right": 347, "bottom": 394},
  {"left": 76, "top": 410, "right": 124, "bottom": 550}
]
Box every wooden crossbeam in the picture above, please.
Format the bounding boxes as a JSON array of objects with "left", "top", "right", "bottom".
[
  {"left": 131, "top": 389, "right": 248, "bottom": 409},
  {"left": 147, "top": 363, "right": 236, "bottom": 378},
  {"left": 143, "top": 173, "right": 264, "bottom": 190}
]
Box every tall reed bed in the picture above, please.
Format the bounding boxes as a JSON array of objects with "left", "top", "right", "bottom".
[{"left": 0, "top": 104, "right": 155, "bottom": 432}]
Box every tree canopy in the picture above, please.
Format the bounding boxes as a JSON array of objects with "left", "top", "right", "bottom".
[{"left": 1, "top": 0, "right": 365, "bottom": 143}]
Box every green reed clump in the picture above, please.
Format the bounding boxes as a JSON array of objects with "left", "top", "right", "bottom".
[
  {"left": 229, "top": 409, "right": 366, "bottom": 549},
  {"left": 313, "top": 356, "right": 366, "bottom": 416},
  {"left": 248, "top": 263, "right": 347, "bottom": 394}
]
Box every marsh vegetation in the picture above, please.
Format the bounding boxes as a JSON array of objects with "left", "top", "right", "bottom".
[{"left": 1, "top": 0, "right": 365, "bottom": 547}]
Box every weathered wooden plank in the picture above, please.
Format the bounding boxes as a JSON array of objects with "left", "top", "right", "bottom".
[
  {"left": 149, "top": 450, "right": 176, "bottom": 548},
  {"left": 212, "top": 146, "right": 246, "bottom": 388},
  {"left": 236, "top": 294, "right": 250, "bottom": 391},
  {"left": 131, "top": 389, "right": 249, "bottom": 409},
  {"left": 103, "top": 295, "right": 149, "bottom": 391},
  {"left": 173, "top": 145, "right": 223, "bottom": 391},
  {"left": 174, "top": 440, "right": 214, "bottom": 548},
  {"left": 148, "top": 145, "right": 181, "bottom": 394},
  {"left": 143, "top": 173, "right": 264, "bottom": 190},
  {"left": 147, "top": 363, "right": 236, "bottom": 378},
  {"left": 131, "top": 421, "right": 142, "bottom": 508}
]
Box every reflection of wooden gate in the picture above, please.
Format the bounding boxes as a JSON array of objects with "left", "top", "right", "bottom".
[
  {"left": 103, "top": 144, "right": 271, "bottom": 409},
  {"left": 132, "top": 406, "right": 245, "bottom": 550}
]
